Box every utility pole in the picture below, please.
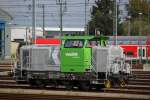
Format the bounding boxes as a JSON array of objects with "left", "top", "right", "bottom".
[
  {"left": 56, "top": 0, "right": 66, "bottom": 36},
  {"left": 85, "top": 0, "right": 89, "bottom": 35},
  {"left": 42, "top": 4, "right": 45, "bottom": 37},
  {"left": 115, "top": 0, "right": 118, "bottom": 45},
  {"left": 127, "top": 16, "right": 131, "bottom": 36},
  {"left": 138, "top": 12, "right": 143, "bottom": 63},
  {"left": 113, "top": 0, "right": 118, "bottom": 45},
  {"left": 146, "top": 0, "right": 150, "bottom": 63},
  {"left": 85, "top": 0, "right": 87, "bottom": 35},
  {"left": 148, "top": 0, "right": 150, "bottom": 25},
  {"left": 32, "top": 0, "right": 36, "bottom": 44},
  {"left": 128, "top": 1, "right": 131, "bottom": 36},
  {"left": 138, "top": 12, "right": 142, "bottom": 36},
  {"left": 26, "top": 27, "right": 28, "bottom": 45}
]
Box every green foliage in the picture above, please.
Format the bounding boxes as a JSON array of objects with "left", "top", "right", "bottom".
[
  {"left": 129, "top": 0, "right": 149, "bottom": 17},
  {"left": 122, "top": 18, "right": 149, "bottom": 36},
  {"left": 89, "top": 0, "right": 114, "bottom": 35},
  {"left": 89, "top": 0, "right": 124, "bottom": 36},
  {"left": 124, "top": 0, "right": 150, "bottom": 36},
  {"left": 89, "top": 0, "right": 150, "bottom": 36}
]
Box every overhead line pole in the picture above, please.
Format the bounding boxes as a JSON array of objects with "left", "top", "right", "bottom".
[
  {"left": 115, "top": 0, "right": 118, "bottom": 45},
  {"left": 32, "top": 0, "right": 36, "bottom": 44},
  {"left": 42, "top": 4, "right": 45, "bottom": 37},
  {"left": 56, "top": 0, "right": 64, "bottom": 36},
  {"left": 60, "top": 1, "right": 63, "bottom": 36},
  {"left": 85, "top": 0, "right": 87, "bottom": 35}
]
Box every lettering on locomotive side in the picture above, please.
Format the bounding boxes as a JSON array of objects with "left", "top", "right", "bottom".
[{"left": 65, "top": 52, "right": 78, "bottom": 57}]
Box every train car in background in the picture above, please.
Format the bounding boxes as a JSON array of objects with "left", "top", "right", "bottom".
[
  {"left": 120, "top": 44, "right": 150, "bottom": 61},
  {"left": 32, "top": 38, "right": 61, "bottom": 45},
  {"left": 108, "top": 36, "right": 150, "bottom": 62}
]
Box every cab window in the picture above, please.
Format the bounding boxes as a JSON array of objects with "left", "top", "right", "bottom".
[
  {"left": 86, "top": 40, "right": 99, "bottom": 47},
  {"left": 64, "top": 40, "right": 84, "bottom": 48}
]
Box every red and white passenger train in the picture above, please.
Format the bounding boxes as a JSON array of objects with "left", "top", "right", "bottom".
[{"left": 108, "top": 36, "right": 150, "bottom": 61}]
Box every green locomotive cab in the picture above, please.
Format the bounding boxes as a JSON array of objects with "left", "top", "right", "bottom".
[
  {"left": 59, "top": 36, "right": 108, "bottom": 81},
  {"left": 60, "top": 36, "right": 107, "bottom": 73},
  {"left": 61, "top": 36, "right": 91, "bottom": 73}
]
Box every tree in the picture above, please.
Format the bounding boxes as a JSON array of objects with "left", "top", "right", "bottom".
[
  {"left": 129, "top": 0, "right": 149, "bottom": 18},
  {"left": 88, "top": 0, "right": 124, "bottom": 36},
  {"left": 89, "top": 0, "right": 113, "bottom": 35},
  {"left": 124, "top": 0, "right": 150, "bottom": 36},
  {"left": 122, "top": 18, "right": 149, "bottom": 36}
]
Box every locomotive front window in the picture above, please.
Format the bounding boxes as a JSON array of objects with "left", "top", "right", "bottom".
[{"left": 64, "top": 40, "right": 84, "bottom": 48}]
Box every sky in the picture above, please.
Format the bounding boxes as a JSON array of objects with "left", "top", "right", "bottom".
[
  {"left": 0, "top": 0, "right": 95, "bottom": 28},
  {"left": 0, "top": 0, "right": 128, "bottom": 28}
]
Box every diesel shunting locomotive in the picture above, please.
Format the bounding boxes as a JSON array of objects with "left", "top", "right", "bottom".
[{"left": 11, "top": 36, "right": 131, "bottom": 90}]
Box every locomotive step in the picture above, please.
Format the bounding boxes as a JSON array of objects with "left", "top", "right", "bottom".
[{"left": 104, "top": 88, "right": 150, "bottom": 95}]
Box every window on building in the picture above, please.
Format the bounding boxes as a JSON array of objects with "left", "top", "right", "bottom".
[
  {"left": 127, "top": 51, "right": 134, "bottom": 57},
  {"left": 143, "top": 49, "right": 145, "bottom": 57}
]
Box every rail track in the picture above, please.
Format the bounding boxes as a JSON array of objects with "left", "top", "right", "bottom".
[
  {"left": 0, "top": 93, "right": 146, "bottom": 100},
  {"left": 0, "top": 62, "right": 150, "bottom": 100}
]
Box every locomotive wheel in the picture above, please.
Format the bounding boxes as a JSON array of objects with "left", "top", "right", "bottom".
[
  {"left": 104, "top": 80, "right": 112, "bottom": 88},
  {"left": 119, "top": 80, "right": 126, "bottom": 88}
]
